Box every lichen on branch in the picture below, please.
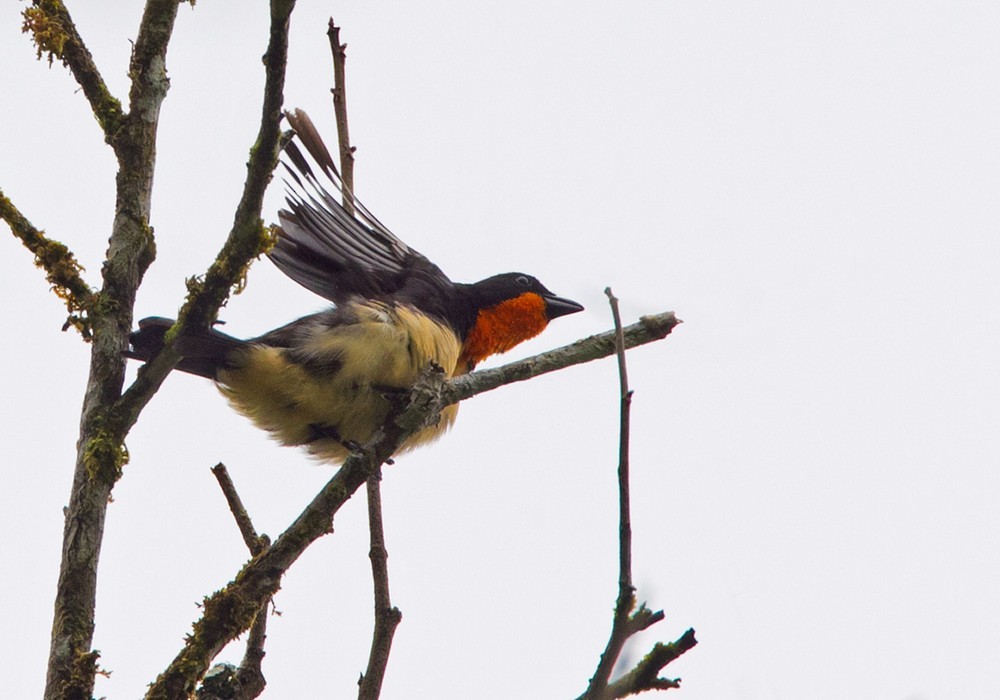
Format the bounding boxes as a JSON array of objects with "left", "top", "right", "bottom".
[
  {"left": 21, "top": 3, "right": 68, "bottom": 65},
  {"left": 0, "top": 189, "right": 96, "bottom": 337}
]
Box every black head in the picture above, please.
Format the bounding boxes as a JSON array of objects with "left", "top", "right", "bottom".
[{"left": 470, "top": 272, "right": 584, "bottom": 320}]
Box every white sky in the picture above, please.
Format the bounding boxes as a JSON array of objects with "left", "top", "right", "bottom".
[{"left": 2, "top": 2, "right": 998, "bottom": 699}]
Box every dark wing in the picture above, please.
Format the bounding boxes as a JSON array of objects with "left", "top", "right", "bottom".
[{"left": 271, "top": 109, "right": 452, "bottom": 304}]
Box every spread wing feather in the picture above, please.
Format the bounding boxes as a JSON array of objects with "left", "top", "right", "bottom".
[{"left": 271, "top": 109, "right": 450, "bottom": 304}]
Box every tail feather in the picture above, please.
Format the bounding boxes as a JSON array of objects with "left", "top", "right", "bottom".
[{"left": 127, "top": 316, "right": 247, "bottom": 379}]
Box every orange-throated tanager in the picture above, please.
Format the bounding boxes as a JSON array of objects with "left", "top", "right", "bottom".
[{"left": 128, "top": 110, "right": 583, "bottom": 464}]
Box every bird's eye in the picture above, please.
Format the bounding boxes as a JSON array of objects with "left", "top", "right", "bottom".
[{"left": 515, "top": 275, "right": 530, "bottom": 287}]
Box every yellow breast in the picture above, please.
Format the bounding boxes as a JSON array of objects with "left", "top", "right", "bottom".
[{"left": 216, "top": 301, "right": 462, "bottom": 464}]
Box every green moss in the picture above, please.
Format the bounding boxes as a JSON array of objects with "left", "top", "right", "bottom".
[
  {"left": 232, "top": 222, "right": 276, "bottom": 295},
  {"left": 1, "top": 191, "right": 97, "bottom": 338},
  {"left": 82, "top": 426, "right": 129, "bottom": 485},
  {"left": 21, "top": 4, "right": 68, "bottom": 66},
  {"left": 53, "top": 648, "right": 103, "bottom": 700}
]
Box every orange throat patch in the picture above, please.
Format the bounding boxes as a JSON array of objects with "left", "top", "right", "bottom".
[{"left": 458, "top": 292, "right": 549, "bottom": 370}]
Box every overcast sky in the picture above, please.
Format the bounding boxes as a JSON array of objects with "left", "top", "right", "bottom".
[{"left": 2, "top": 2, "right": 998, "bottom": 699}]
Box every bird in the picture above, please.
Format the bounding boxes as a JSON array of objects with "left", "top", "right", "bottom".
[{"left": 127, "top": 109, "right": 583, "bottom": 464}]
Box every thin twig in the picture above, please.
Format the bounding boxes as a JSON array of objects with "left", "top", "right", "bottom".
[
  {"left": 324, "top": 26, "right": 400, "bottom": 692},
  {"left": 211, "top": 463, "right": 268, "bottom": 555},
  {"left": 327, "top": 18, "right": 355, "bottom": 215},
  {"left": 358, "top": 465, "right": 403, "bottom": 700},
  {"left": 579, "top": 292, "right": 697, "bottom": 699},
  {"left": 582, "top": 288, "right": 637, "bottom": 698},
  {"left": 209, "top": 464, "right": 270, "bottom": 699},
  {"left": 148, "top": 310, "right": 680, "bottom": 697},
  {"left": 607, "top": 287, "right": 634, "bottom": 600},
  {"left": 236, "top": 611, "right": 269, "bottom": 699}
]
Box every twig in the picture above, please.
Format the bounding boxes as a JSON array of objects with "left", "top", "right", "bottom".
[
  {"left": 582, "top": 289, "right": 638, "bottom": 698},
  {"left": 607, "top": 288, "right": 634, "bottom": 601},
  {"left": 326, "top": 18, "right": 356, "bottom": 215},
  {"left": 597, "top": 629, "right": 698, "bottom": 699},
  {"left": 209, "top": 464, "right": 270, "bottom": 699},
  {"left": 0, "top": 188, "right": 95, "bottom": 337},
  {"left": 211, "top": 463, "right": 268, "bottom": 555},
  {"left": 236, "top": 611, "right": 270, "bottom": 699},
  {"left": 324, "top": 23, "right": 402, "bottom": 694},
  {"left": 578, "top": 292, "right": 697, "bottom": 699},
  {"left": 146, "top": 310, "right": 679, "bottom": 697},
  {"left": 358, "top": 465, "right": 403, "bottom": 700},
  {"left": 21, "top": 0, "right": 125, "bottom": 141}
]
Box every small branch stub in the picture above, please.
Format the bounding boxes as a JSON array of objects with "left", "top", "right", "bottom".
[{"left": 327, "top": 18, "right": 356, "bottom": 215}]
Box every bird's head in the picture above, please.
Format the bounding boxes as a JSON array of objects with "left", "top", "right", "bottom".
[{"left": 458, "top": 272, "right": 583, "bottom": 370}]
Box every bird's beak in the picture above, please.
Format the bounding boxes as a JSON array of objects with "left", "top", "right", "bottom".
[{"left": 543, "top": 293, "right": 585, "bottom": 320}]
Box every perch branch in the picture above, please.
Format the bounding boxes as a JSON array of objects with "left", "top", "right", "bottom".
[
  {"left": 147, "top": 310, "right": 679, "bottom": 697},
  {"left": 444, "top": 311, "right": 680, "bottom": 405}
]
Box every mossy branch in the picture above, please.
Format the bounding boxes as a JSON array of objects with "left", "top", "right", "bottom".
[
  {"left": 114, "top": 0, "right": 296, "bottom": 439},
  {"left": 43, "top": 2, "right": 182, "bottom": 698},
  {"left": 146, "top": 310, "right": 679, "bottom": 697},
  {"left": 0, "top": 188, "right": 96, "bottom": 337},
  {"left": 21, "top": 0, "right": 125, "bottom": 142}
]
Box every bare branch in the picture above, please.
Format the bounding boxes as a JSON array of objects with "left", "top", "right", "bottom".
[
  {"left": 209, "top": 464, "right": 270, "bottom": 699},
  {"left": 578, "top": 293, "right": 697, "bottom": 699},
  {"left": 358, "top": 467, "right": 403, "bottom": 700},
  {"left": 21, "top": 0, "right": 125, "bottom": 141},
  {"left": 327, "top": 18, "right": 356, "bottom": 215},
  {"left": 323, "top": 24, "right": 401, "bottom": 694},
  {"left": 147, "top": 310, "right": 678, "bottom": 696},
  {"left": 211, "top": 463, "right": 268, "bottom": 555},
  {"left": 236, "top": 612, "right": 269, "bottom": 700},
  {"left": 598, "top": 629, "right": 698, "bottom": 699},
  {"left": 607, "top": 287, "right": 634, "bottom": 601},
  {"left": 582, "top": 289, "right": 639, "bottom": 698},
  {"left": 0, "top": 188, "right": 95, "bottom": 337}
]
